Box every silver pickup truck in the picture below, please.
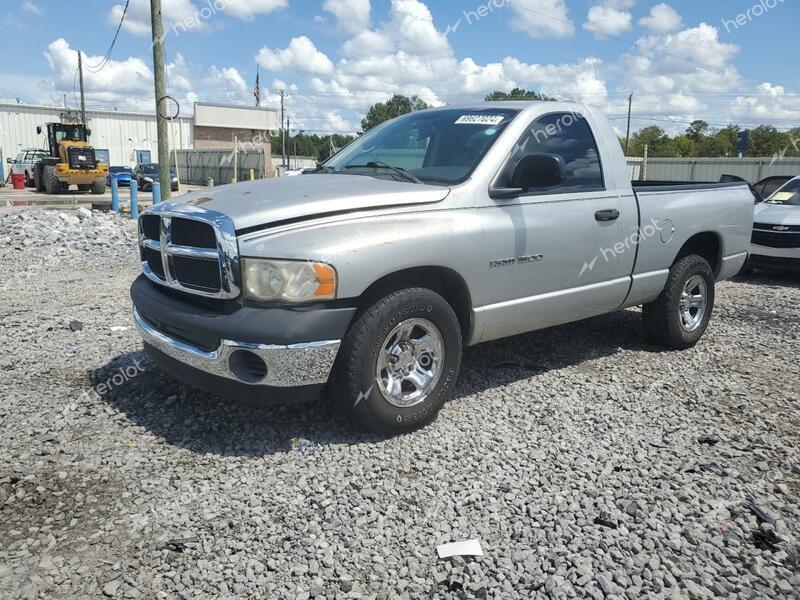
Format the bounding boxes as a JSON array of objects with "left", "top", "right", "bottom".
[{"left": 130, "top": 102, "right": 753, "bottom": 434}]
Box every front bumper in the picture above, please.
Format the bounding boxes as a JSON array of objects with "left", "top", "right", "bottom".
[
  {"left": 133, "top": 306, "right": 341, "bottom": 388},
  {"left": 130, "top": 275, "right": 356, "bottom": 399}
]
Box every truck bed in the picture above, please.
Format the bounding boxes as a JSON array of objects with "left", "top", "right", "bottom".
[{"left": 632, "top": 180, "right": 753, "bottom": 193}]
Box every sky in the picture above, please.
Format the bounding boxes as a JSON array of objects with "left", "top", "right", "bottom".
[{"left": 1, "top": 0, "right": 798, "bottom": 136}]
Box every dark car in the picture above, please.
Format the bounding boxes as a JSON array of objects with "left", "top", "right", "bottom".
[
  {"left": 135, "top": 163, "right": 179, "bottom": 192},
  {"left": 107, "top": 166, "right": 134, "bottom": 187}
]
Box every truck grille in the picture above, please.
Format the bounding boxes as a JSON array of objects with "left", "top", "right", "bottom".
[
  {"left": 67, "top": 147, "right": 96, "bottom": 169},
  {"left": 752, "top": 223, "right": 800, "bottom": 249},
  {"left": 138, "top": 206, "right": 240, "bottom": 299}
]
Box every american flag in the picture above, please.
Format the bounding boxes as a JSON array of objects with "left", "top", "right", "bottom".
[{"left": 253, "top": 68, "right": 261, "bottom": 107}]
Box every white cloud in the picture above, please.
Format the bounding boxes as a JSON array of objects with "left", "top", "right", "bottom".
[
  {"left": 256, "top": 36, "right": 335, "bottom": 75},
  {"left": 508, "top": 0, "right": 575, "bottom": 39},
  {"left": 110, "top": 0, "right": 286, "bottom": 37},
  {"left": 583, "top": 5, "right": 633, "bottom": 38},
  {"left": 342, "top": 30, "right": 392, "bottom": 57},
  {"left": 111, "top": 0, "right": 205, "bottom": 36},
  {"left": 638, "top": 3, "right": 682, "bottom": 34},
  {"left": 323, "top": 0, "right": 371, "bottom": 34},
  {"left": 220, "top": 0, "right": 287, "bottom": 20},
  {"left": 731, "top": 83, "right": 800, "bottom": 124},
  {"left": 22, "top": 1, "right": 42, "bottom": 15}
]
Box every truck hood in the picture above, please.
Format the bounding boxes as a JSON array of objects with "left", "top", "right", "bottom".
[
  {"left": 175, "top": 174, "right": 450, "bottom": 231},
  {"left": 754, "top": 202, "right": 800, "bottom": 227}
]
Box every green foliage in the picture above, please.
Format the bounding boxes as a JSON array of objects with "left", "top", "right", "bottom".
[
  {"left": 270, "top": 132, "right": 357, "bottom": 163},
  {"left": 630, "top": 126, "right": 676, "bottom": 157},
  {"left": 360, "top": 95, "right": 429, "bottom": 131},
  {"left": 485, "top": 88, "right": 556, "bottom": 102}
]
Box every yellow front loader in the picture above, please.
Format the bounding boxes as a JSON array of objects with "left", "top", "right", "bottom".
[{"left": 33, "top": 122, "right": 108, "bottom": 194}]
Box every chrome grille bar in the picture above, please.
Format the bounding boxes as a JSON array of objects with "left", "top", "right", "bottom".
[{"left": 138, "top": 203, "right": 241, "bottom": 299}]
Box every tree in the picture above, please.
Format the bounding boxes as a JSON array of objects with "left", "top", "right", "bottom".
[
  {"left": 360, "top": 95, "right": 429, "bottom": 131},
  {"left": 685, "top": 120, "right": 709, "bottom": 142},
  {"left": 485, "top": 88, "right": 555, "bottom": 102},
  {"left": 630, "top": 126, "right": 675, "bottom": 157},
  {"left": 674, "top": 135, "right": 693, "bottom": 157},
  {"left": 748, "top": 125, "right": 788, "bottom": 157}
]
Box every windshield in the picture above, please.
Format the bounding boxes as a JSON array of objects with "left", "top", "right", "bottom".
[
  {"left": 323, "top": 108, "right": 520, "bottom": 185},
  {"left": 54, "top": 126, "right": 86, "bottom": 142},
  {"left": 110, "top": 167, "right": 131, "bottom": 174},
  {"left": 765, "top": 178, "right": 800, "bottom": 206},
  {"left": 140, "top": 164, "right": 159, "bottom": 174}
]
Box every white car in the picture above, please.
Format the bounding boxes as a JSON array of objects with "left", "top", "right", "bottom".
[
  {"left": 750, "top": 176, "right": 800, "bottom": 272},
  {"left": 7, "top": 148, "right": 49, "bottom": 187}
]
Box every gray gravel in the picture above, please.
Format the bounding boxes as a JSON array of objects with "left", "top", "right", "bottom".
[{"left": 1, "top": 209, "right": 799, "bottom": 599}]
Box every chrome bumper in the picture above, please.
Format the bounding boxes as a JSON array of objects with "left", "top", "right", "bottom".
[{"left": 132, "top": 307, "right": 340, "bottom": 387}]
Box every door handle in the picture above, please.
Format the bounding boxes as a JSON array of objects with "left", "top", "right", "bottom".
[{"left": 595, "top": 209, "right": 620, "bottom": 222}]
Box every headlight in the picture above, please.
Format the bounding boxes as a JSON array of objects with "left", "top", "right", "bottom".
[
  {"left": 172, "top": 176, "right": 178, "bottom": 182},
  {"left": 144, "top": 176, "right": 154, "bottom": 182},
  {"left": 243, "top": 258, "right": 337, "bottom": 302}
]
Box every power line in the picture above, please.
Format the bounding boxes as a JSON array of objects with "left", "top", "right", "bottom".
[{"left": 85, "top": 0, "right": 130, "bottom": 73}]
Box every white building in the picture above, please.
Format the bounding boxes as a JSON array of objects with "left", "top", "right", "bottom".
[{"left": 0, "top": 102, "right": 193, "bottom": 167}]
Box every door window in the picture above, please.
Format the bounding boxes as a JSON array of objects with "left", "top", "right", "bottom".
[{"left": 504, "top": 112, "right": 605, "bottom": 194}]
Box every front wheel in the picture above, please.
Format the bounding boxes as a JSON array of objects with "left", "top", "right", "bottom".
[
  {"left": 332, "top": 287, "right": 462, "bottom": 435},
  {"left": 91, "top": 180, "right": 107, "bottom": 194},
  {"left": 643, "top": 255, "right": 715, "bottom": 349}
]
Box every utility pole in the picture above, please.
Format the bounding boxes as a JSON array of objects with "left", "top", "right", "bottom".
[
  {"left": 77, "top": 50, "right": 86, "bottom": 126},
  {"left": 287, "top": 118, "right": 291, "bottom": 168},
  {"left": 280, "top": 90, "right": 287, "bottom": 169},
  {"left": 150, "top": 0, "right": 171, "bottom": 200},
  {"left": 624, "top": 92, "right": 633, "bottom": 156}
]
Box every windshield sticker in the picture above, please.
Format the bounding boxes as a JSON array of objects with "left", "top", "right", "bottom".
[
  {"left": 455, "top": 115, "right": 505, "bottom": 126},
  {"left": 769, "top": 192, "right": 795, "bottom": 202}
]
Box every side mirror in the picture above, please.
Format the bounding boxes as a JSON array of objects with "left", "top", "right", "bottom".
[
  {"left": 36, "top": 126, "right": 42, "bottom": 135},
  {"left": 511, "top": 153, "right": 565, "bottom": 190},
  {"left": 86, "top": 128, "right": 92, "bottom": 137},
  {"left": 6, "top": 158, "right": 14, "bottom": 164}
]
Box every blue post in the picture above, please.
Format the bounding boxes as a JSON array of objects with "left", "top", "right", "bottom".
[
  {"left": 110, "top": 176, "right": 119, "bottom": 214},
  {"left": 130, "top": 180, "right": 139, "bottom": 220},
  {"left": 152, "top": 181, "right": 161, "bottom": 204}
]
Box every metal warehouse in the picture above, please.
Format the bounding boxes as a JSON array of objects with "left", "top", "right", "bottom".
[{"left": 0, "top": 102, "right": 193, "bottom": 167}]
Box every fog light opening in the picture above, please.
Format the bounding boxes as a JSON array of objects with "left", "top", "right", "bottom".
[{"left": 228, "top": 350, "right": 268, "bottom": 384}]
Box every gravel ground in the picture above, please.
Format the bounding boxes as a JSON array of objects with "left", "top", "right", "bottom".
[{"left": 1, "top": 209, "right": 799, "bottom": 599}]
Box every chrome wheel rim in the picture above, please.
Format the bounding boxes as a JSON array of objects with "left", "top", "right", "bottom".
[
  {"left": 679, "top": 275, "right": 707, "bottom": 332},
  {"left": 376, "top": 318, "right": 444, "bottom": 408}
]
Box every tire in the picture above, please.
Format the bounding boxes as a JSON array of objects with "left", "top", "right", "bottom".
[
  {"left": 78, "top": 184, "right": 91, "bottom": 192},
  {"left": 332, "top": 287, "right": 462, "bottom": 435},
  {"left": 44, "top": 166, "right": 60, "bottom": 194},
  {"left": 34, "top": 165, "right": 46, "bottom": 192},
  {"left": 91, "top": 180, "right": 107, "bottom": 195},
  {"left": 642, "top": 255, "right": 715, "bottom": 349},
  {"left": 24, "top": 171, "right": 33, "bottom": 187}
]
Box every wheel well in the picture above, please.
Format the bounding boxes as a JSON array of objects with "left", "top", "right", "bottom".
[
  {"left": 673, "top": 232, "right": 721, "bottom": 275},
  {"left": 356, "top": 267, "right": 473, "bottom": 342}
]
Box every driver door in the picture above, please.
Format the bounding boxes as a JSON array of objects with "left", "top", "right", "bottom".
[{"left": 476, "top": 111, "right": 630, "bottom": 342}]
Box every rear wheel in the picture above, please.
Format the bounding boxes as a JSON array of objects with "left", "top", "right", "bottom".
[
  {"left": 77, "top": 184, "right": 91, "bottom": 192},
  {"left": 91, "top": 180, "right": 107, "bottom": 195},
  {"left": 24, "top": 171, "right": 33, "bottom": 187},
  {"left": 332, "top": 287, "right": 462, "bottom": 435},
  {"left": 643, "top": 255, "right": 715, "bottom": 349}
]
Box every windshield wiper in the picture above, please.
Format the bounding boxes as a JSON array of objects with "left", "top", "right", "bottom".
[{"left": 344, "top": 161, "right": 424, "bottom": 184}]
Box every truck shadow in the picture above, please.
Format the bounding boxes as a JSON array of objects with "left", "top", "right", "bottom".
[{"left": 99, "top": 308, "right": 661, "bottom": 456}]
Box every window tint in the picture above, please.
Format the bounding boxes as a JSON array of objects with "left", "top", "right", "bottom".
[{"left": 507, "top": 112, "right": 604, "bottom": 192}]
